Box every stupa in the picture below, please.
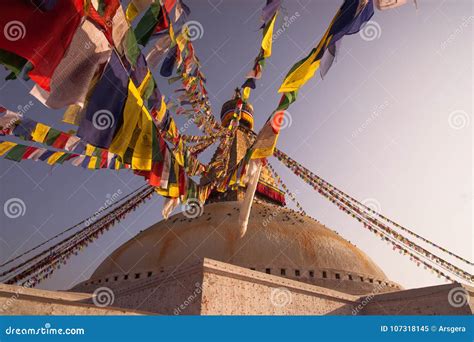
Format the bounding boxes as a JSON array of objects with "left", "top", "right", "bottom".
[{"left": 1, "top": 93, "right": 472, "bottom": 316}]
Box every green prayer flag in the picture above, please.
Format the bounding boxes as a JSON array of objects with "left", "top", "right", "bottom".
[
  {"left": 134, "top": 3, "right": 162, "bottom": 47},
  {"left": 123, "top": 30, "right": 140, "bottom": 67},
  {"left": 44, "top": 128, "right": 61, "bottom": 146},
  {"left": 5, "top": 144, "right": 28, "bottom": 162},
  {"left": 56, "top": 153, "right": 71, "bottom": 164}
]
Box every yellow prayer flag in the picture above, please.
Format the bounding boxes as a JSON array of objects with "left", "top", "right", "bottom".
[
  {"left": 131, "top": 107, "right": 154, "bottom": 171},
  {"left": 155, "top": 96, "right": 167, "bottom": 124},
  {"left": 167, "top": 161, "right": 180, "bottom": 198},
  {"left": 109, "top": 80, "right": 143, "bottom": 158},
  {"left": 47, "top": 152, "right": 65, "bottom": 165},
  {"left": 251, "top": 119, "right": 279, "bottom": 159},
  {"left": 0, "top": 141, "right": 17, "bottom": 156},
  {"left": 85, "top": 144, "right": 96, "bottom": 156},
  {"left": 137, "top": 70, "right": 152, "bottom": 96},
  {"left": 62, "top": 105, "right": 83, "bottom": 125},
  {"left": 168, "top": 185, "right": 179, "bottom": 198},
  {"left": 173, "top": 139, "right": 185, "bottom": 166},
  {"left": 88, "top": 156, "right": 98, "bottom": 169},
  {"left": 278, "top": 50, "right": 321, "bottom": 93},
  {"left": 125, "top": 2, "right": 139, "bottom": 22},
  {"left": 277, "top": 11, "right": 337, "bottom": 94},
  {"left": 169, "top": 22, "right": 176, "bottom": 44},
  {"left": 167, "top": 117, "right": 178, "bottom": 140},
  {"left": 176, "top": 30, "right": 187, "bottom": 51},
  {"left": 31, "top": 123, "right": 51, "bottom": 143},
  {"left": 155, "top": 188, "right": 169, "bottom": 197},
  {"left": 262, "top": 13, "right": 277, "bottom": 58}
]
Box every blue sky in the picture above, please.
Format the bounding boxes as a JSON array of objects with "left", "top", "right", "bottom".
[{"left": 0, "top": 0, "right": 472, "bottom": 290}]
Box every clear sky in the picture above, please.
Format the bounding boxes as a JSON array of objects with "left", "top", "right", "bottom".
[{"left": 0, "top": 0, "right": 472, "bottom": 291}]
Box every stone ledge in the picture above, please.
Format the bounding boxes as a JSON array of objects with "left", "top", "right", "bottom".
[
  {"left": 0, "top": 283, "right": 92, "bottom": 302},
  {"left": 0, "top": 284, "right": 149, "bottom": 315},
  {"left": 110, "top": 258, "right": 359, "bottom": 304},
  {"left": 359, "top": 282, "right": 474, "bottom": 302},
  {"left": 114, "top": 261, "right": 204, "bottom": 297},
  {"left": 201, "top": 258, "right": 357, "bottom": 303}
]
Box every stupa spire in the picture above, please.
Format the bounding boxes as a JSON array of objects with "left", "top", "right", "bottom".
[{"left": 201, "top": 91, "right": 285, "bottom": 206}]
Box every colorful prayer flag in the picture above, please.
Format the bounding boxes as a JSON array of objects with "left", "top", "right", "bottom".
[
  {"left": 77, "top": 52, "right": 129, "bottom": 149},
  {"left": 279, "top": 0, "right": 374, "bottom": 93},
  {"left": 134, "top": 3, "right": 168, "bottom": 47},
  {"left": 0, "top": 0, "right": 84, "bottom": 90},
  {"left": 29, "top": 19, "right": 112, "bottom": 109}
]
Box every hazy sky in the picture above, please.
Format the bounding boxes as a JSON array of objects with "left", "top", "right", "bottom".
[{"left": 0, "top": 0, "right": 472, "bottom": 291}]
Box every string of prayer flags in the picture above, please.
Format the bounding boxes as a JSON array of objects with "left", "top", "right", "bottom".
[
  {"left": 267, "top": 161, "right": 306, "bottom": 215},
  {"left": 274, "top": 149, "right": 473, "bottom": 283},
  {"left": 0, "top": 140, "right": 127, "bottom": 170},
  {"left": 274, "top": 148, "right": 474, "bottom": 267},
  {"left": 0, "top": 106, "right": 169, "bottom": 175},
  {"left": 241, "top": 0, "right": 281, "bottom": 101},
  {"left": 279, "top": 0, "right": 374, "bottom": 93},
  {"left": 0, "top": 0, "right": 84, "bottom": 90},
  {"left": 0, "top": 110, "right": 85, "bottom": 153},
  {"left": 188, "top": 138, "right": 217, "bottom": 155},
  {"left": 4, "top": 186, "right": 155, "bottom": 287},
  {"left": 250, "top": 0, "right": 374, "bottom": 161}
]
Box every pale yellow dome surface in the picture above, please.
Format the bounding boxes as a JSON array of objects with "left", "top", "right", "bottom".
[{"left": 89, "top": 201, "right": 395, "bottom": 294}]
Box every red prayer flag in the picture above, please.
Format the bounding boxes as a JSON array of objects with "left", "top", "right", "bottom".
[
  {"left": 0, "top": 0, "right": 84, "bottom": 91},
  {"left": 22, "top": 146, "right": 38, "bottom": 160},
  {"left": 85, "top": 0, "right": 120, "bottom": 44},
  {"left": 51, "top": 132, "right": 70, "bottom": 149},
  {"left": 100, "top": 150, "right": 108, "bottom": 168}
]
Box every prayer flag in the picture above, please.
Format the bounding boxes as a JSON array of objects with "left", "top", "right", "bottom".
[
  {"left": 320, "top": 0, "right": 374, "bottom": 77},
  {"left": 29, "top": 19, "right": 112, "bottom": 109},
  {"left": 0, "top": 0, "right": 83, "bottom": 90},
  {"left": 31, "top": 123, "right": 50, "bottom": 143},
  {"left": 160, "top": 45, "right": 178, "bottom": 77},
  {"left": 238, "top": 159, "right": 263, "bottom": 237},
  {"left": 134, "top": 3, "right": 168, "bottom": 47},
  {"left": 261, "top": 13, "right": 277, "bottom": 58},
  {"left": 0, "top": 141, "right": 17, "bottom": 156},
  {"left": 108, "top": 80, "right": 145, "bottom": 161},
  {"left": 279, "top": 0, "right": 373, "bottom": 93},
  {"left": 77, "top": 52, "right": 129, "bottom": 149}
]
